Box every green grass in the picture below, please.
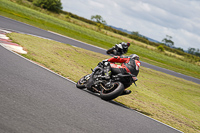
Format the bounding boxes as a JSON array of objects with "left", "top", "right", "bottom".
[
  {"left": 0, "top": 0, "right": 200, "bottom": 79},
  {"left": 130, "top": 45, "right": 200, "bottom": 77},
  {"left": 7, "top": 34, "right": 109, "bottom": 82},
  {"left": 7, "top": 33, "right": 200, "bottom": 133}
]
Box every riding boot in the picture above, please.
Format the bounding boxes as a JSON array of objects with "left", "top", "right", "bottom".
[
  {"left": 103, "top": 62, "right": 111, "bottom": 80},
  {"left": 121, "top": 90, "right": 131, "bottom": 95}
]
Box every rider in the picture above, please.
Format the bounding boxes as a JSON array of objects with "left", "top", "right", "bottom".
[
  {"left": 102, "top": 54, "right": 140, "bottom": 95},
  {"left": 113, "top": 42, "right": 130, "bottom": 55}
]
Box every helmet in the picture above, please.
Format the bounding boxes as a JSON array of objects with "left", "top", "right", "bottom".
[
  {"left": 121, "top": 42, "right": 126, "bottom": 45},
  {"left": 129, "top": 54, "right": 139, "bottom": 60},
  {"left": 127, "top": 42, "right": 130, "bottom": 47}
]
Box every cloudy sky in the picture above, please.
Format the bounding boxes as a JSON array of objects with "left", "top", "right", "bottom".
[{"left": 61, "top": 0, "right": 200, "bottom": 50}]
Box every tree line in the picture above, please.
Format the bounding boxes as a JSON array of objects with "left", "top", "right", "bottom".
[{"left": 28, "top": 0, "right": 63, "bottom": 13}]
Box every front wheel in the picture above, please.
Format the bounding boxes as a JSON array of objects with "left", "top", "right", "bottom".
[
  {"left": 76, "top": 74, "right": 90, "bottom": 89},
  {"left": 100, "top": 82, "right": 124, "bottom": 101},
  {"left": 106, "top": 47, "right": 114, "bottom": 55}
]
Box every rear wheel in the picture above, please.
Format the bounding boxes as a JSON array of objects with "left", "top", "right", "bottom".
[
  {"left": 100, "top": 82, "right": 124, "bottom": 101},
  {"left": 76, "top": 74, "right": 90, "bottom": 89}
]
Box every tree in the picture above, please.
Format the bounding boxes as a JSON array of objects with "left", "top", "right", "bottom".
[
  {"left": 188, "top": 47, "right": 196, "bottom": 54},
  {"left": 65, "top": 13, "right": 71, "bottom": 19},
  {"left": 162, "top": 35, "right": 174, "bottom": 47},
  {"left": 195, "top": 48, "right": 200, "bottom": 57},
  {"left": 91, "top": 15, "right": 106, "bottom": 24},
  {"left": 157, "top": 45, "right": 165, "bottom": 52},
  {"left": 176, "top": 47, "right": 184, "bottom": 52},
  {"left": 131, "top": 31, "right": 139, "bottom": 36},
  {"left": 91, "top": 15, "right": 106, "bottom": 30},
  {"left": 33, "top": 0, "right": 63, "bottom": 13}
]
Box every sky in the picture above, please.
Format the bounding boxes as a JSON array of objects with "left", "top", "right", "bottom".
[{"left": 61, "top": 0, "right": 200, "bottom": 50}]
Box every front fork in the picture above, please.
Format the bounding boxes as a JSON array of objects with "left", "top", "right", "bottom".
[{"left": 86, "top": 67, "right": 104, "bottom": 91}]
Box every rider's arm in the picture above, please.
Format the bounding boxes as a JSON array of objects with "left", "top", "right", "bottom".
[{"left": 108, "top": 56, "right": 129, "bottom": 63}]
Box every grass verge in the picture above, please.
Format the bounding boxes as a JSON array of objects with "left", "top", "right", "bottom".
[{"left": 7, "top": 33, "right": 200, "bottom": 133}]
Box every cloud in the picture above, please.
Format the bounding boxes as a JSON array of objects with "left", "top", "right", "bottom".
[
  {"left": 88, "top": 1, "right": 104, "bottom": 8},
  {"left": 61, "top": 0, "right": 200, "bottom": 50},
  {"left": 177, "top": 29, "right": 200, "bottom": 49}
]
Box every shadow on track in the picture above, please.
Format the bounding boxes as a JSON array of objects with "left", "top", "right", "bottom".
[{"left": 78, "top": 87, "right": 152, "bottom": 116}]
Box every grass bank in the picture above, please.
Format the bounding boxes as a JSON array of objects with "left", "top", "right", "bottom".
[
  {"left": 0, "top": 0, "right": 200, "bottom": 79},
  {"left": 7, "top": 33, "right": 200, "bottom": 133}
]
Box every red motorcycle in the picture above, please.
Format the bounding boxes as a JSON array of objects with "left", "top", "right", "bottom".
[{"left": 76, "top": 61, "right": 137, "bottom": 101}]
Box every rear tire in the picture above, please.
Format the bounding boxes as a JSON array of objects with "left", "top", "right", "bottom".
[{"left": 100, "top": 82, "right": 124, "bottom": 101}]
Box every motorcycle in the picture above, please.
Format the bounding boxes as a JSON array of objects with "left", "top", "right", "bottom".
[
  {"left": 76, "top": 61, "right": 138, "bottom": 101},
  {"left": 106, "top": 44, "right": 128, "bottom": 56}
]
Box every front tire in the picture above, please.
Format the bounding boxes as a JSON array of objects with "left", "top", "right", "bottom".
[
  {"left": 100, "top": 82, "right": 124, "bottom": 101},
  {"left": 106, "top": 47, "right": 114, "bottom": 55},
  {"left": 76, "top": 74, "right": 90, "bottom": 89}
]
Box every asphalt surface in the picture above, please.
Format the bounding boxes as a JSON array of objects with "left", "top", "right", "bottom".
[
  {"left": 0, "top": 15, "right": 199, "bottom": 84},
  {"left": 0, "top": 40, "right": 182, "bottom": 133}
]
